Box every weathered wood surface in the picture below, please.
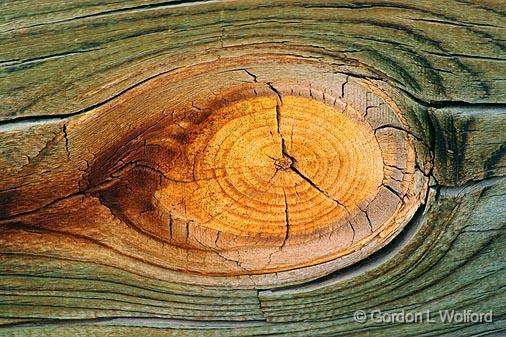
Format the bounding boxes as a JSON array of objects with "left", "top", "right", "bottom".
[
  {"left": 1, "top": 177, "right": 505, "bottom": 336},
  {"left": 1, "top": 0, "right": 505, "bottom": 122},
  {"left": 430, "top": 106, "right": 506, "bottom": 185},
  {"left": 0, "top": 67, "right": 431, "bottom": 287},
  {"left": 0, "top": 0, "right": 505, "bottom": 336}
]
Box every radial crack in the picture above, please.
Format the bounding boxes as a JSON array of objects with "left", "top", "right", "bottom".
[
  {"left": 62, "top": 124, "right": 70, "bottom": 160},
  {"left": 341, "top": 75, "right": 350, "bottom": 98},
  {"left": 168, "top": 212, "right": 173, "bottom": 240},
  {"left": 289, "top": 163, "right": 347, "bottom": 209},
  {"left": 266, "top": 82, "right": 282, "bottom": 103},
  {"left": 267, "top": 82, "right": 287, "bottom": 160},
  {"left": 276, "top": 101, "right": 282, "bottom": 137},
  {"left": 281, "top": 189, "right": 290, "bottom": 248},
  {"left": 214, "top": 231, "right": 221, "bottom": 248},
  {"left": 348, "top": 220, "right": 356, "bottom": 243}
]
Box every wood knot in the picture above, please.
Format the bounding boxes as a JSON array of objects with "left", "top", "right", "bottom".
[{"left": 78, "top": 64, "right": 429, "bottom": 286}]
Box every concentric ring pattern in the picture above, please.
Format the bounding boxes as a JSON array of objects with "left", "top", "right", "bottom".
[{"left": 85, "top": 60, "right": 428, "bottom": 285}]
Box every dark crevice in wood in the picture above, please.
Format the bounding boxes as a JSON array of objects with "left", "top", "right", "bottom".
[
  {"left": 400, "top": 85, "right": 506, "bottom": 108},
  {"left": 374, "top": 124, "right": 424, "bottom": 142},
  {"left": 288, "top": 163, "right": 347, "bottom": 209},
  {"left": 422, "top": 49, "right": 506, "bottom": 62},
  {"left": 266, "top": 82, "right": 283, "bottom": 104},
  {"left": 0, "top": 66, "right": 183, "bottom": 126},
  {"left": 348, "top": 220, "right": 356, "bottom": 244},
  {"left": 0, "top": 48, "right": 104, "bottom": 68},
  {"left": 0, "top": 316, "right": 268, "bottom": 329},
  {"left": 62, "top": 124, "right": 70, "bottom": 160},
  {"left": 383, "top": 184, "right": 404, "bottom": 201},
  {"left": 398, "top": 16, "right": 505, "bottom": 29},
  {"left": 241, "top": 69, "right": 258, "bottom": 82},
  {"left": 0, "top": 1, "right": 216, "bottom": 34}
]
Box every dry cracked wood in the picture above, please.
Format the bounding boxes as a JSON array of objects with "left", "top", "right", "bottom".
[
  {"left": 0, "top": 1, "right": 505, "bottom": 336},
  {"left": 0, "top": 63, "right": 430, "bottom": 286}
]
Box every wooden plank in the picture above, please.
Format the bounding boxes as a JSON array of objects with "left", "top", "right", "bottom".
[
  {"left": 0, "top": 65, "right": 432, "bottom": 287},
  {"left": 0, "top": 1, "right": 505, "bottom": 336}
]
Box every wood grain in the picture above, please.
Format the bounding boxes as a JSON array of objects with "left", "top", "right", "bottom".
[
  {"left": 1, "top": 0, "right": 505, "bottom": 122},
  {"left": 0, "top": 0, "right": 505, "bottom": 336},
  {"left": 0, "top": 60, "right": 431, "bottom": 287},
  {"left": 0, "top": 178, "right": 504, "bottom": 335},
  {"left": 430, "top": 106, "right": 506, "bottom": 185}
]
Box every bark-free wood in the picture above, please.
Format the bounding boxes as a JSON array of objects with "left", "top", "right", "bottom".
[
  {"left": 0, "top": 0, "right": 505, "bottom": 336},
  {"left": 1, "top": 0, "right": 505, "bottom": 122},
  {"left": 0, "top": 62, "right": 430, "bottom": 287},
  {"left": 430, "top": 106, "right": 506, "bottom": 185}
]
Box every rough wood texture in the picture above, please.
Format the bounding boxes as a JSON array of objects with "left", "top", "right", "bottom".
[
  {"left": 0, "top": 0, "right": 505, "bottom": 336},
  {"left": 1, "top": 0, "right": 505, "bottom": 122},
  {"left": 430, "top": 106, "right": 506, "bottom": 186},
  {"left": 0, "top": 62, "right": 431, "bottom": 287},
  {"left": 0, "top": 178, "right": 504, "bottom": 335}
]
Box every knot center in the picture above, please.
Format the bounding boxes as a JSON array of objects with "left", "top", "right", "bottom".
[{"left": 274, "top": 156, "right": 293, "bottom": 170}]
